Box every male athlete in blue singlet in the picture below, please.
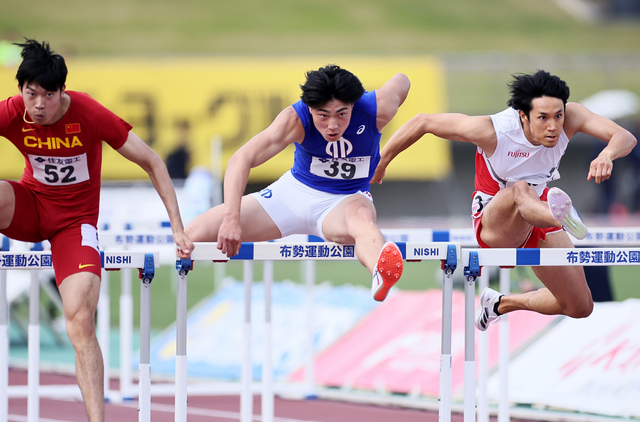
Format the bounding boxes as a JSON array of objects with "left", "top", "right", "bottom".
[{"left": 186, "top": 64, "right": 411, "bottom": 301}]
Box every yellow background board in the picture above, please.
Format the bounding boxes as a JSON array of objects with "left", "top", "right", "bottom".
[{"left": 0, "top": 56, "right": 449, "bottom": 181}]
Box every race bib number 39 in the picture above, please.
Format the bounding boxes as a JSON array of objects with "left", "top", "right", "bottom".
[
  {"left": 28, "top": 153, "right": 90, "bottom": 186},
  {"left": 310, "top": 156, "right": 370, "bottom": 180}
]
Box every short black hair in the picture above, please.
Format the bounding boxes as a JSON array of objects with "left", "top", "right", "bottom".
[
  {"left": 507, "top": 70, "right": 570, "bottom": 118},
  {"left": 15, "top": 38, "right": 67, "bottom": 92},
  {"left": 300, "top": 64, "right": 365, "bottom": 108}
]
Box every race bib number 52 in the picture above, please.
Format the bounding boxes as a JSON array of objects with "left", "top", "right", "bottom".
[
  {"left": 28, "top": 153, "right": 90, "bottom": 186},
  {"left": 310, "top": 156, "right": 370, "bottom": 180}
]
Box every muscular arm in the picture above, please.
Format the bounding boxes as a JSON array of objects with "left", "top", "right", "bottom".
[
  {"left": 375, "top": 73, "right": 411, "bottom": 131},
  {"left": 371, "top": 112, "right": 496, "bottom": 184},
  {"left": 564, "top": 102, "right": 638, "bottom": 183},
  {"left": 116, "top": 131, "right": 193, "bottom": 258},
  {"left": 217, "top": 106, "right": 304, "bottom": 252}
]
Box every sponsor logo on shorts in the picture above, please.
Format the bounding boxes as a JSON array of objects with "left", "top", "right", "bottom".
[
  {"left": 78, "top": 263, "right": 96, "bottom": 269},
  {"left": 260, "top": 188, "right": 273, "bottom": 198}
]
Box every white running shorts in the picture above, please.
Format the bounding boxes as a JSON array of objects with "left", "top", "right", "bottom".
[{"left": 250, "top": 171, "right": 373, "bottom": 241}]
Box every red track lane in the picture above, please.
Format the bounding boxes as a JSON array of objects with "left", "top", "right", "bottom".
[{"left": 7, "top": 369, "right": 540, "bottom": 422}]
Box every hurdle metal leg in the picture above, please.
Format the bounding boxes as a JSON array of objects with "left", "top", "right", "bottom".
[
  {"left": 439, "top": 264, "right": 454, "bottom": 422},
  {"left": 303, "top": 260, "right": 316, "bottom": 398},
  {"left": 464, "top": 271, "right": 477, "bottom": 422},
  {"left": 139, "top": 271, "right": 152, "bottom": 422},
  {"left": 262, "top": 261, "right": 274, "bottom": 422},
  {"left": 175, "top": 265, "right": 189, "bottom": 422},
  {"left": 477, "top": 270, "right": 490, "bottom": 422},
  {"left": 120, "top": 268, "right": 134, "bottom": 399},
  {"left": 241, "top": 261, "right": 253, "bottom": 422},
  {"left": 98, "top": 269, "right": 111, "bottom": 400},
  {"left": 0, "top": 269, "right": 7, "bottom": 422},
  {"left": 27, "top": 270, "right": 39, "bottom": 422},
  {"left": 463, "top": 251, "right": 480, "bottom": 422},
  {"left": 498, "top": 268, "right": 511, "bottom": 422}
]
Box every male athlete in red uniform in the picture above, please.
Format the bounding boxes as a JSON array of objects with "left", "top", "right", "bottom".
[
  {"left": 0, "top": 39, "right": 193, "bottom": 422},
  {"left": 372, "top": 70, "right": 636, "bottom": 331}
]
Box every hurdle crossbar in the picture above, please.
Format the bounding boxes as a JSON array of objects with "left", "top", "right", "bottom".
[{"left": 462, "top": 247, "right": 640, "bottom": 267}]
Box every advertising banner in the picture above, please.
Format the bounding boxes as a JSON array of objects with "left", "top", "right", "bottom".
[
  {"left": 487, "top": 299, "right": 640, "bottom": 418},
  {"left": 289, "top": 289, "right": 556, "bottom": 397},
  {"left": 0, "top": 55, "right": 448, "bottom": 181}
]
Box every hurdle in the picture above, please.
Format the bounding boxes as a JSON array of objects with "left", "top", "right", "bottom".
[
  {"left": 97, "top": 227, "right": 175, "bottom": 401},
  {"left": 383, "top": 226, "right": 640, "bottom": 422},
  {"left": 461, "top": 246, "right": 640, "bottom": 422},
  {"left": 164, "top": 241, "right": 459, "bottom": 422},
  {"left": 1, "top": 240, "right": 159, "bottom": 422}
]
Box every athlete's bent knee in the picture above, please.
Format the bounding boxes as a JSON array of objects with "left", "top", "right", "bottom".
[{"left": 563, "top": 299, "right": 594, "bottom": 319}]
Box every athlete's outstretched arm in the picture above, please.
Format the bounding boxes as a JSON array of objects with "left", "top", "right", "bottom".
[
  {"left": 371, "top": 113, "right": 495, "bottom": 184},
  {"left": 215, "top": 106, "right": 305, "bottom": 256},
  {"left": 116, "top": 131, "right": 193, "bottom": 259},
  {"left": 564, "top": 102, "right": 637, "bottom": 184}
]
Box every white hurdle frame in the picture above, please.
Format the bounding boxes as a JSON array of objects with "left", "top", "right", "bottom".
[
  {"left": 461, "top": 246, "right": 640, "bottom": 422},
  {"left": 0, "top": 244, "right": 159, "bottom": 422},
  {"left": 97, "top": 229, "right": 174, "bottom": 402},
  {"left": 166, "top": 241, "right": 460, "bottom": 422}
]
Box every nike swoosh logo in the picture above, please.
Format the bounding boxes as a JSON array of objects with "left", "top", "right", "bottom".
[
  {"left": 22, "top": 127, "right": 35, "bottom": 132},
  {"left": 78, "top": 263, "right": 96, "bottom": 269}
]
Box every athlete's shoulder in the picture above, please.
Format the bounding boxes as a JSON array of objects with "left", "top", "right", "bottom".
[
  {"left": 491, "top": 107, "right": 521, "bottom": 133},
  {"left": 66, "top": 91, "right": 103, "bottom": 108},
  {"left": 0, "top": 94, "right": 23, "bottom": 132},
  {"left": 66, "top": 91, "right": 119, "bottom": 120},
  {"left": 291, "top": 99, "right": 311, "bottom": 127},
  {"left": 353, "top": 91, "right": 376, "bottom": 116}
]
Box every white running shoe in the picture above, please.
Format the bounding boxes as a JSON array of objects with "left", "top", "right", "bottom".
[
  {"left": 547, "top": 187, "right": 588, "bottom": 240},
  {"left": 371, "top": 242, "right": 403, "bottom": 302},
  {"left": 475, "top": 287, "right": 503, "bottom": 331}
]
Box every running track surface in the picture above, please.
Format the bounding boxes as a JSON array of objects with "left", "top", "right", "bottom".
[{"left": 7, "top": 369, "right": 542, "bottom": 422}]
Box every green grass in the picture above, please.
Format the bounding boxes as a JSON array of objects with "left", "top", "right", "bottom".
[{"left": 1, "top": 0, "right": 640, "bottom": 55}]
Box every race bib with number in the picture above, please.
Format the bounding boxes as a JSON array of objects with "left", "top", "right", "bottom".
[
  {"left": 310, "top": 156, "right": 370, "bottom": 180},
  {"left": 28, "top": 153, "right": 90, "bottom": 186}
]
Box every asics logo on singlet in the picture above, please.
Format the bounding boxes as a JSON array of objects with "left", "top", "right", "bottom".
[
  {"left": 325, "top": 137, "right": 353, "bottom": 158},
  {"left": 260, "top": 188, "right": 272, "bottom": 199},
  {"left": 507, "top": 149, "right": 530, "bottom": 158},
  {"left": 357, "top": 125, "right": 365, "bottom": 135}
]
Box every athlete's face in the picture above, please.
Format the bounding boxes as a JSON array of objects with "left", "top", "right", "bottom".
[
  {"left": 20, "top": 82, "right": 66, "bottom": 126},
  {"left": 309, "top": 99, "right": 353, "bottom": 142},
  {"left": 519, "top": 96, "right": 565, "bottom": 148}
]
